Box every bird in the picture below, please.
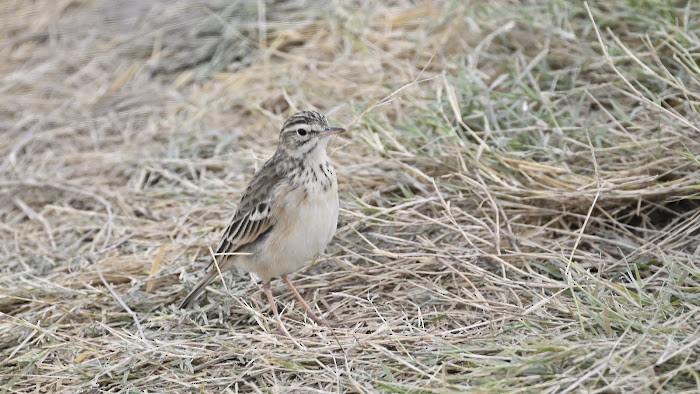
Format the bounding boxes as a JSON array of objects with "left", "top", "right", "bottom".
[{"left": 179, "top": 110, "right": 344, "bottom": 333}]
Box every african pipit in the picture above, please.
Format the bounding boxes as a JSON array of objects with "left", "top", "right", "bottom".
[{"left": 179, "top": 111, "right": 344, "bottom": 332}]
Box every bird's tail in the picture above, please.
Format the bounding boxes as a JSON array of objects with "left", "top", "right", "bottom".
[{"left": 179, "top": 266, "right": 218, "bottom": 309}]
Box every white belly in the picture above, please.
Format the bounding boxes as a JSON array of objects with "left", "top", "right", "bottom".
[{"left": 246, "top": 179, "right": 339, "bottom": 281}]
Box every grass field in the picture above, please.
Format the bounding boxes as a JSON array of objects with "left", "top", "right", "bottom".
[{"left": 1, "top": 0, "right": 699, "bottom": 392}]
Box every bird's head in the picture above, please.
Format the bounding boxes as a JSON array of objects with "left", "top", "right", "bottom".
[{"left": 277, "top": 111, "right": 344, "bottom": 158}]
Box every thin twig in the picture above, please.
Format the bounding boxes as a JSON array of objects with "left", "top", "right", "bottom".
[{"left": 92, "top": 257, "right": 146, "bottom": 341}]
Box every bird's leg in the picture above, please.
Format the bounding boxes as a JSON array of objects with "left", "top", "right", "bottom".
[
  {"left": 281, "top": 274, "right": 332, "bottom": 326},
  {"left": 261, "top": 281, "right": 289, "bottom": 336}
]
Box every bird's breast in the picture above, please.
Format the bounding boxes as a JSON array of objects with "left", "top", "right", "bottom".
[{"left": 255, "top": 165, "right": 339, "bottom": 279}]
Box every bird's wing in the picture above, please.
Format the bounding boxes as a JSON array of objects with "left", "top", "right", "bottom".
[
  {"left": 178, "top": 160, "right": 286, "bottom": 309},
  {"left": 214, "top": 161, "right": 284, "bottom": 258}
]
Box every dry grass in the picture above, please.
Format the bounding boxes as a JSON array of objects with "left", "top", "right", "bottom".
[{"left": 1, "top": 0, "right": 699, "bottom": 392}]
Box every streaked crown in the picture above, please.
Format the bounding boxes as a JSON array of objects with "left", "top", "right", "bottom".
[
  {"left": 276, "top": 111, "right": 345, "bottom": 159},
  {"left": 280, "top": 111, "right": 330, "bottom": 135}
]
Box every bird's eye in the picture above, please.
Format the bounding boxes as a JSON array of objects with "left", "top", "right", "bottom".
[{"left": 296, "top": 128, "right": 308, "bottom": 136}]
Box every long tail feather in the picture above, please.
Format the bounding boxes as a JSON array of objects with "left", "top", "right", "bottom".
[{"left": 179, "top": 268, "right": 218, "bottom": 309}]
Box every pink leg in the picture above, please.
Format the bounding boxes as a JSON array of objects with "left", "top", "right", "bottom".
[
  {"left": 261, "top": 281, "right": 290, "bottom": 336},
  {"left": 281, "top": 274, "right": 331, "bottom": 326}
]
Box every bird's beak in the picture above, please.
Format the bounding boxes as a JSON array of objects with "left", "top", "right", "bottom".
[{"left": 322, "top": 126, "right": 345, "bottom": 135}]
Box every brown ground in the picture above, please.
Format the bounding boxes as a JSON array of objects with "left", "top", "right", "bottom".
[{"left": 1, "top": 1, "right": 698, "bottom": 392}]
